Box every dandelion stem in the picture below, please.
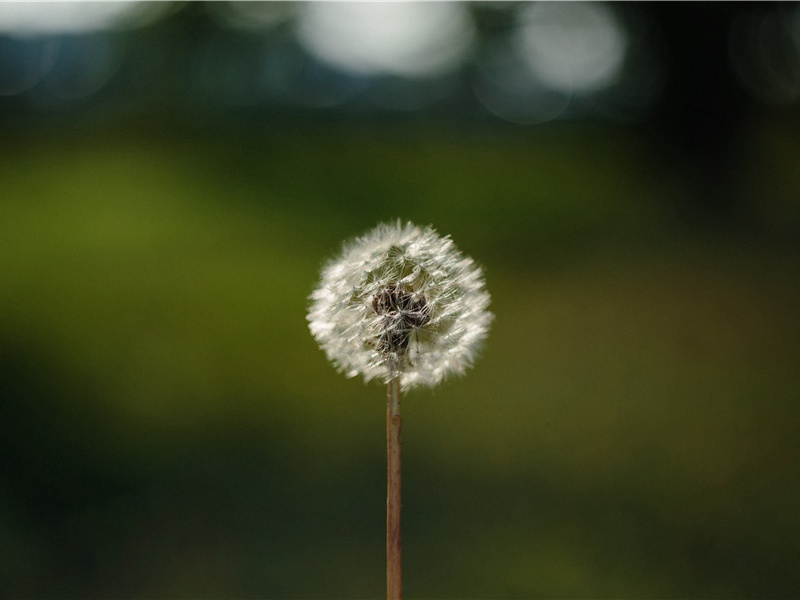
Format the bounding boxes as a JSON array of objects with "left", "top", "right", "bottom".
[{"left": 386, "top": 377, "right": 402, "bottom": 600}]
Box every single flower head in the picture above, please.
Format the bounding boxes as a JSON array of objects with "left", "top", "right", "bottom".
[{"left": 308, "top": 221, "right": 492, "bottom": 389}]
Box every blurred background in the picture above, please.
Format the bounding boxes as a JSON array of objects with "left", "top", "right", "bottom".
[{"left": 1, "top": 1, "right": 799, "bottom": 597}]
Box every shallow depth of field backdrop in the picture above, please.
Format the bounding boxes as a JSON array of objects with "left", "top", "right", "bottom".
[{"left": 1, "top": 3, "right": 799, "bottom": 598}]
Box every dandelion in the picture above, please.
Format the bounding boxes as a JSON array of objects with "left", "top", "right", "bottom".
[
  {"left": 308, "top": 221, "right": 492, "bottom": 600},
  {"left": 308, "top": 221, "right": 492, "bottom": 389}
]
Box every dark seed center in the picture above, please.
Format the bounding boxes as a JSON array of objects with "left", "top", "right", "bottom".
[{"left": 371, "top": 283, "right": 431, "bottom": 355}]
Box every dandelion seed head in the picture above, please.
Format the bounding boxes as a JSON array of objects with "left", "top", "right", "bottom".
[{"left": 308, "top": 221, "right": 493, "bottom": 389}]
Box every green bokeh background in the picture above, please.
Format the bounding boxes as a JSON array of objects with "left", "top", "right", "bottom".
[
  {"left": 2, "top": 6, "right": 800, "bottom": 595},
  {"left": 2, "top": 117, "right": 799, "bottom": 598}
]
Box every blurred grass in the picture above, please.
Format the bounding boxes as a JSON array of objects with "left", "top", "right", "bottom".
[{"left": 1, "top": 121, "right": 799, "bottom": 598}]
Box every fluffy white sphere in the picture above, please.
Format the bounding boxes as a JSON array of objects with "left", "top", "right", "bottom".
[{"left": 308, "top": 221, "right": 492, "bottom": 389}]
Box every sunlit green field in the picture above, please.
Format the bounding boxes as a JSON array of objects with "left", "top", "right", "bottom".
[{"left": 1, "top": 121, "right": 799, "bottom": 598}]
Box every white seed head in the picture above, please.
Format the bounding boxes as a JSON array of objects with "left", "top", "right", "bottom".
[{"left": 308, "top": 221, "right": 493, "bottom": 389}]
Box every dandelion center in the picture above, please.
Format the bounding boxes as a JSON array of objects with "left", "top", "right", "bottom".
[{"left": 371, "top": 283, "right": 431, "bottom": 356}]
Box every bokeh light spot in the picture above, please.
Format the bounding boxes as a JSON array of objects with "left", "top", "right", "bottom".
[
  {"left": 294, "top": 2, "right": 476, "bottom": 79},
  {"left": 209, "top": 1, "right": 296, "bottom": 32},
  {"left": 729, "top": 6, "right": 800, "bottom": 106},
  {"left": 514, "top": 2, "right": 628, "bottom": 94},
  {"left": 0, "top": 36, "right": 57, "bottom": 96},
  {"left": 0, "top": 1, "right": 150, "bottom": 36}
]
